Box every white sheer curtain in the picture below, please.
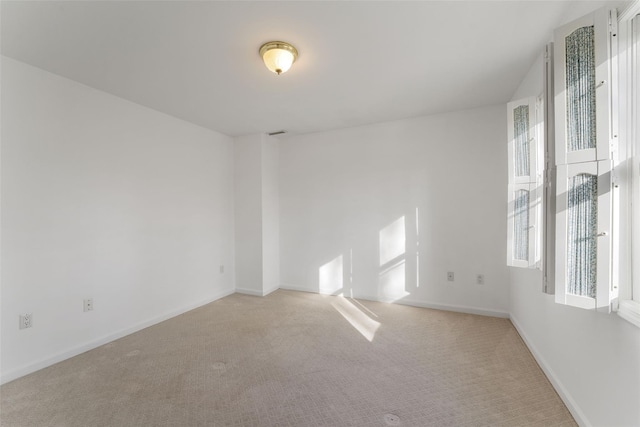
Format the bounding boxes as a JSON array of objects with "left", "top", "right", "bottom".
[
  {"left": 567, "top": 174, "right": 597, "bottom": 297},
  {"left": 514, "top": 189, "right": 530, "bottom": 261},
  {"left": 566, "top": 26, "right": 596, "bottom": 152},
  {"left": 513, "top": 105, "right": 530, "bottom": 177}
]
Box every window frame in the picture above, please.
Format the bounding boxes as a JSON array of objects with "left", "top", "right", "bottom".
[
  {"left": 507, "top": 97, "right": 542, "bottom": 268},
  {"left": 552, "top": 7, "right": 618, "bottom": 311},
  {"left": 617, "top": 6, "right": 640, "bottom": 327},
  {"left": 506, "top": 3, "right": 640, "bottom": 325},
  {"left": 542, "top": 42, "right": 556, "bottom": 294}
]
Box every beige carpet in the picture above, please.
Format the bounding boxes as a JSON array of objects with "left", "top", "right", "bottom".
[{"left": 1, "top": 290, "right": 575, "bottom": 426}]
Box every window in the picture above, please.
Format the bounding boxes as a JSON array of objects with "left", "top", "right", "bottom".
[
  {"left": 506, "top": 3, "right": 640, "bottom": 325},
  {"left": 617, "top": 9, "right": 640, "bottom": 327},
  {"left": 507, "top": 97, "right": 542, "bottom": 268},
  {"left": 553, "top": 7, "right": 617, "bottom": 310}
]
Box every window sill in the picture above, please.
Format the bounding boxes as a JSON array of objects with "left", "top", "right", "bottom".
[{"left": 618, "top": 299, "right": 640, "bottom": 329}]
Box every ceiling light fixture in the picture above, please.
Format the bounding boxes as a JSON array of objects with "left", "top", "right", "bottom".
[{"left": 259, "top": 41, "right": 298, "bottom": 75}]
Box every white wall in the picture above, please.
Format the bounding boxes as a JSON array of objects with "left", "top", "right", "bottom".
[
  {"left": 233, "top": 134, "right": 280, "bottom": 296},
  {"left": 279, "top": 106, "right": 510, "bottom": 316},
  {"left": 234, "top": 134, "right": 264, "bottom": 294},
  {"left": 509, "top": 51, "right": 640, "bottom": 427},
  {"left": 261, "top": 137, "right": 280, "bottom": 295},
  {"left": 1, "top": 57, "right": 236, "bottom": 383}
]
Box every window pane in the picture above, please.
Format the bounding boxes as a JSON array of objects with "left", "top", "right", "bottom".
[
  {"left": 567, "top": 173, "right": 597, "bottom": 298},
  {"left": 514, "top": 189, "right": 529, "bottom": 261},
  {"left": 513, "top": 105, "right": 530, "bottom": 177},
  {"left": 565, "top": 26, "right": 596, "bottom": 152}
]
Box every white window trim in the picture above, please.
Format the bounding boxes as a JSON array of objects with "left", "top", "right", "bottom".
[
  {"left": 616, "top": 2, "right": 640, "bottom": 327},
  {"left": 543, "top": 42, "right": 556, "bottom": 294},
  {"left": 619, "top": 300, "right": 640, "bottom": 327}
]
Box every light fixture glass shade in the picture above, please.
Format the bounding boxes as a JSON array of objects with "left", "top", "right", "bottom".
[{"left": 260, "top": 41, "right": 298, "bottom": 75}]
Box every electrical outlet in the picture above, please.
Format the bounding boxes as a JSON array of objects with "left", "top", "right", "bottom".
[
  {"left": 477, "top": 274, "right": 485, "bottom": 285},
  {"left": 19, "top": 313, "right": 33, "bottom": 329},
  {"left": 447, "top": 272, "right": 455, "bottom": 282},
  {"left": 219, "top": 265, "right": 224, "bottom": 274},
  {"left": 84, "top": 299, "right": 93, "bottom": 312}
]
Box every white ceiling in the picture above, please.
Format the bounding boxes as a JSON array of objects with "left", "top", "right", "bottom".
[{"left": 0, "top": 1, "right": 618, "bottom": 137}]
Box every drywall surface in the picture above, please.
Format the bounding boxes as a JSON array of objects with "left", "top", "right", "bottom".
[
  {"left": 261, "top": 137, "right": 280, "bottom": 295},
  {"left": 508, "top": 48, "right": 640, "bottom": 426},
  {"left": 511, "top": 52, "right": 544, "bottom": 101},
  {"left": 1, "top": 57, "right": 235, "bottom": 382},
  {"left": 510, "top": 270, "right": 640, "bottom": 426},
  {"left": 233, "top": 134, "right": 280, "bottom": 296},
  {"left": 234, "top": 134, "right": 264, "bottom": 295},
  {"left": 279, "top": 105, "right": 510, "bottom": 316}
]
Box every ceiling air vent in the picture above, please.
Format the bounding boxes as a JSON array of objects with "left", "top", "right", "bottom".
[{"left": 267, "top": 130, "right": 287, "bottom": 136}]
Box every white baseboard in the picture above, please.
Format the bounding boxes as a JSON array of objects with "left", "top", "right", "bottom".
[
  {"left": 0, "top": 287, "right": 235, "bottom": 385},
  {"left": 263, "top": 285, "right": 279, "bottom": 296},
  {"left": 279, "top": 284, "right": 317, "bottom": 294},
  {"left": 236, "top": 286, "right": 280, "bottom": 297},
  {"left": 235, "top": 287, "right": 263, "bottom": 296},
  {"left": 397, "top": 298, "right": 509, "bottom": 318},
  {"left": 278, "top": 286, "right": 509, "bottom": 318},
  {"left": 509, "top": 315, "right": 589, "bottom": 427}
]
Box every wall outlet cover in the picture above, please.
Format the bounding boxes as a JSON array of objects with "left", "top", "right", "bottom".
[{"left": 19, "top": 314, "right": 33, "bottom": 329}]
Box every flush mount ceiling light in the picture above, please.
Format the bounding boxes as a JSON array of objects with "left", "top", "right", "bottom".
[{"left": 259, "top": 41, "right": 298, "bottom": 75}]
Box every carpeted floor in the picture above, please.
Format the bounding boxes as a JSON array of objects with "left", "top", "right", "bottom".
[{"left": 0, "top": 290, "right": 575, "bottom": 426}]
